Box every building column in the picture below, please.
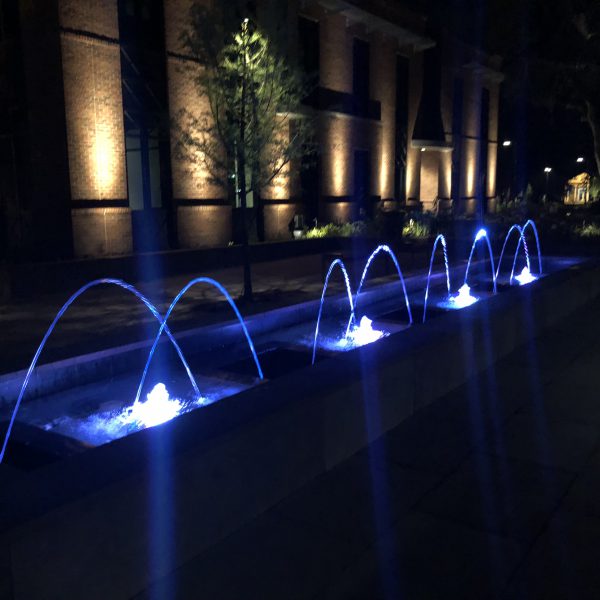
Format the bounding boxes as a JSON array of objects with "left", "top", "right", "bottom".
[
  {"left": 59, "top": 0, "right": 132, "bottom": 257},
  {"left": 319, "top": 12, "right": 354, "bottom": 222},
  {"left": 486, "top": 82, "right": 500, "bottom": 212},
  {"left": 370, "top": 37, "right": 396, "bottom": 207},
  {"left": 460, "top": 73, "right": 481, "bottom": 216},
  {"left": 406, "top": 52, "right": 423, "bottom": 204},
  {"left": 164, "top": 0, "right": 231, "bottom": 248}
]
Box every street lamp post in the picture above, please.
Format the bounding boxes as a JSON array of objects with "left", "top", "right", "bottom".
[{"left": 544, "top": 167, "right": 552, "bottom": 197}]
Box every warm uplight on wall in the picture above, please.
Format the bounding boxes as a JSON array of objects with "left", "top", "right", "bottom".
[
  {"left": 379, "top": 156, "right": 389, "bottom": 198},
  {"left": 94, "top": 128, "right": 115, "bottom": 197},
  {"left": 466, "top": 155, "right": 476, "bottom": 197},
  {"left": 502, "top": 140, "right": 512, "bottom": 147}
]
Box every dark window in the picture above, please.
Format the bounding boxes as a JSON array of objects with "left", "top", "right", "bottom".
[
  {"left": 0, "top": 0, "right": 19, "bottom": 40},
  {"left": 353, "top": 38, "right": 369, "bottom": 114},
  {"left": 354, "top": 149, "right": 371, "bottom": 215},
  {"left": 298, "top": 16, "right": 319, "bottom": 78},
  {"left": 395, "top": 56, "right": 409, "bottom": 201},
  {"left": 451, "top": 78, "right": 463, "bottom": 200},
  {"left": 479, "top": 87, "right": 490, "bottom": 211}
]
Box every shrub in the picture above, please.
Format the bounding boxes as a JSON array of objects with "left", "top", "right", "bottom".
[
  {"left": 304, "top": 221, "right": 368, "bottom": 239},
  {"left": 574, "top": 222, "right": 600, "bottom": 238},
  {"left": 402, "top": 215, "right": 430, "bottom": 239}
]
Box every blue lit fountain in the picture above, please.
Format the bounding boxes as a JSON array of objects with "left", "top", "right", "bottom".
[
  {"left": 422, "top": 234, "right": 451, "bottom": 322},
  {"left": 0, "top": 278, "right": 262, "bottom": 462},
  {"left": 311, "top": 258, "right": 356, "bottom": 365},
  {"left": 0, "top": 220, "right": 547, "bottom": 463},
  {"left": 443, "top": 228, "right": 497, "bottom": 309}
]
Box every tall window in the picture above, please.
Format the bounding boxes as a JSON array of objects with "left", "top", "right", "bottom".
[
  {"left": 353, "top": 38, "right": 370, "bottom": 114},
  {"left": 395, "top": 56, "right": 409, "bottom": 201},
  {"left": 451, "top": 78, "right": 464, "bottom": 200},
  {"left": 479, "top": 87, "right": 490, "bottom": 210},
  {"left": 298, "top": 16, "right": 319, "bottom": 79}
]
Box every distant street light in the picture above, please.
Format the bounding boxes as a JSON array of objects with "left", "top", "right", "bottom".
[
  {"left": 502, "top": 140, "right": 512, "bottom": 147},
  {"left": 577, "top": 157, "right": 584, "bottom": 163},
  {"left": 544, "top": 167, "right": 552, "bottom": 195}
]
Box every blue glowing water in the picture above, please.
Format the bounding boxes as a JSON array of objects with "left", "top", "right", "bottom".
[
  {"left": 347, "top": 244, "right": 413, "bottom": 336},
  {"left": 423, "top": 234, "right": 451, "bottom": 323},
  {"left": 463, "top": 228, "right": 497, "bottom": 294},
  {"left": 0, "top": 221, "right": 547, "bottom": 461},
  {"left": 495, "top": 224, "right": 531, "bottom": 282},
  {"left": 0, "top": 279, "right": 201, "bottom": 465},
  {"left": 512, "top": 219, "right": 543, "bottom": 278},
  {"left": 134, "top": 277, "right": 264, "bottom": 406},
  {"left": 311, "top": 258, "right": 355, "bottom": 365}
]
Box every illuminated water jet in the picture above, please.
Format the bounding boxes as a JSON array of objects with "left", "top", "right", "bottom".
[
  {"left": 312, "top": 259, "right": 355, "bottom": 365},
  {"left": 512, "top": 219, "right": 543, "bottom": 279},
  {"left": 0, "top": 279, "right": 200, "bottom": 465},
  {"left": 347, "top": 244, "right": 413, "bottom": 336},
  {"left": 495, "top": 224, "right": 530, "bottom": 282},
  {"left": 423, "top": 234, "right": 451, "bottom": 323},
  {"left": 135, "top": 277, "right": 263, "bottom": 406},
  {"left": 463, "top": 228, "right": 497, "bottom": 294}
]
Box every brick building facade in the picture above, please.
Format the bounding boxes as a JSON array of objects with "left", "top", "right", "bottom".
[{"left": 0, "top": 0, "right": 502, "bottom": 259}]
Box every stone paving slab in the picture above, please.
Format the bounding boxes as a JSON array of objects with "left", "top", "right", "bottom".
[
  {"left": 135, "top": 511, "right": 363, "bottom": 600},
  {"left": 317, "top": 511, "right": 524, "bottom": 600},
  {"left": 504, "top": 509, "right": 600, "bottom": 600},
  {"left": 416, "top": 452, "right": 575, "bottom": 544},
  {"left": 129, "top": 297, "right": 600, "bottom": 599},
  {"left": 273, "top": 452, "right": 440, "bottom": 548}
]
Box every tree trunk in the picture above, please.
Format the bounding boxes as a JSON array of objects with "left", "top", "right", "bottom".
[
  {"left": 586, "top": 100, "right": 600, "bottom": 176},
  {"left": 239, "top": 70, "right": 253, "bottom": 301}
]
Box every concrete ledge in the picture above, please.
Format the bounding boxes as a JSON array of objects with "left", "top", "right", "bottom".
[{"left": 1, "top": 259, "right": 599, "bottom": 599}]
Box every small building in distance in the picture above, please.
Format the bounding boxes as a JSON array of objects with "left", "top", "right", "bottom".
[{"left": 564, "top": 172, "right": 590, "bottom": 205}]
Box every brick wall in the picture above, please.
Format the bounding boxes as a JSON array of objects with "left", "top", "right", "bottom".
[
  {"left": 177, "top": 205, "right": 232, "bottom": 248},
  {"left": 487, "top": 82, "right": 500, "bottom": 200},
  {"left": 319, "top": 12, "right": 353, "bottom": 94},
  {"left": 406, "top": 52, "right": 423, "bottom": 201},
  {"left": 59, "top": 0, "right": 131, "bottom": 257},
  {"left": 370, "top": 36, "right": 396, "bottom": 201},
  {"left": 263, "top": 203, "right": 300, "bottom": 241},
  {"left": 164, "top": 0, "right": 230, "bottom": 248}
]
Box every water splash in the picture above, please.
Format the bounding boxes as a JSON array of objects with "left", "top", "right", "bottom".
[
  {"left": 423, "top": 234, "right": 451, "bottom": 323},
  {"left": 512, "top": 219, "right": 543, "bottom": 279},
  {"left": 135, "top": 277, "right": 263, "bottom": 406},
  {"left": 347, "top": 244, "right": 413, "bottom": 336},
  {"left": 123, "top": 382, "right": 186, "bottom": 428},
  {"left": 311, "top": 259, "right": 355, "bottom": 365},
  {"left": 337, "top": 316, "right": 387, "bottom": 348},
  {"left": 0, "top": 279, "right": 200, "bottom": 465},
  {"left": 448, "top": 283, "right": 478, "bottom": 308},
  {"left": 463, "top": 228, "right": 497, "bottom": 294},
  {"left": 514, "top": 266, "right": 537, "bottom": 286},
  {"left": 495, "top": 224, "right": 531, "bottom": 282}
]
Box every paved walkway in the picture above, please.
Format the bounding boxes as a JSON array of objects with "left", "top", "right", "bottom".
[
  {"left": 0, "top": 249, "right": 427, "bottom": 374},
  {"left": 135, "top": 297, "right": 600, "bottom": 600},
  {"left": 0, "top": 255, "right": 337, "bottom": 374}
]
